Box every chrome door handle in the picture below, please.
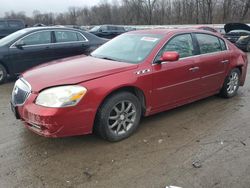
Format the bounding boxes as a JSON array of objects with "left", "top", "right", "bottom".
[
  {"left": 221, "top": 60, "right": 229, "bottom": 64},
  {"left": 189, "top": 67, "right": 200, "bottom": 72}
]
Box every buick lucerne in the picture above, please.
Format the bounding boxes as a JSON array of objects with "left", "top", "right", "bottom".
[{"left": 11, "top": 29, "right": 248, "bottom": 141}]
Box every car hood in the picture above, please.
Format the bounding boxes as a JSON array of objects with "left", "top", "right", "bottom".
[
  {"left": 224, "top": 23, "right": 250, "bottom": 33},
  {"left": 22, "top": 55, "right": 138, "bottom": 92}
]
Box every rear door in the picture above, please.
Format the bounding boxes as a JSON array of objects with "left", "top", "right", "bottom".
[
  {"left": 194, "top": 33, "right": 229, "bottom": 93},
  {"left": 51, "top": 30, "right": 89, "bottom": 59},
  {"left": 152, "top": 34, "right": 202, "bottom": 109},
  {"left": 9, "top": 30, "right": 53, "bottom": 73}
]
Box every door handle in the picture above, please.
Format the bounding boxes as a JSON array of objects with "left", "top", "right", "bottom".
[
  {"left": 221, "top": 60, "right": 229, "bottom": 64},
  {"left": 189, "top": 67, "right": 200, "bottom": 72}
]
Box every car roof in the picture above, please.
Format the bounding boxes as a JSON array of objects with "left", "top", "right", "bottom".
[
  {"left": 128, "top": 28, "right": 220, "bottom": 36},
  {"left": 22, "top": 26, "right": 84, "bottom": 33}
]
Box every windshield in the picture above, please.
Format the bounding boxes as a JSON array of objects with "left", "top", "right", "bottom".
[
  {"left": 90, "top": 26, "right": 101, "bottom": 32},
  {"left": 91, "top": 33, "right": 163, "bottom": 64},
  {"left": 0, "top": 29, "right": 29, "bottom": 46}
]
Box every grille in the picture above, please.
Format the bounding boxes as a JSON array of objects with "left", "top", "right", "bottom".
[{"left": 12, "top": 78, "right": 31, "bottom": 106}]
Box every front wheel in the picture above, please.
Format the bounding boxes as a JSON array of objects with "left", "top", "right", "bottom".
[
  {"left": 220, "top": 68, "right": 241, "bottom": 98},
  {"left": 94, "top": 92, "right": 142, "bottom": 142},
  {"left": 0, "top": 64, "right": 7, "bottom": 85}
]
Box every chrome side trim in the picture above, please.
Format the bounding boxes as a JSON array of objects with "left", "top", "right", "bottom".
[{"left": 156, "top": 78, "right": 201, "bottom": 91}]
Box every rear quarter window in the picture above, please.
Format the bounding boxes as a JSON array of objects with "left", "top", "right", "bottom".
[
  {"left": 196, "top": 34, "right": 221, "bottom": 54},
  {"left": 219, "top": 39, "right": 227, "bottom": 51}
]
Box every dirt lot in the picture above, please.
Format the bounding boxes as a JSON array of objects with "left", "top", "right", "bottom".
[{"left": 0, "top": 53, "right": 250, "bottom": 188}]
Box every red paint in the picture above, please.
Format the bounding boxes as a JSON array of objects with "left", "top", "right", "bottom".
[{"left": 16, "top": 29, "right": 248, "bottom": 137}]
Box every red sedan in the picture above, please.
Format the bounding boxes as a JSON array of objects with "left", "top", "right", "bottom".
[{"left": 11, "top": 29, "right": 248, "bottom": 141}]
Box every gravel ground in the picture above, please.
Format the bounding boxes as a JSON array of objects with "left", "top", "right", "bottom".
[{"left": 0, "top": 53, "right": 249, "bottom": 188}]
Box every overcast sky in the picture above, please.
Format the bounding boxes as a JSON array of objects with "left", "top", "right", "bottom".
[{"left": 0, "top": 0, "right": 103, "bottom": 16}]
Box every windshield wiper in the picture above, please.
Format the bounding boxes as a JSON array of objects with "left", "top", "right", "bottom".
[
  {"left": 91, "top": 54, "right": 119, "bottom": 62},
  {"left": 101, "top": 57, "right": 118, "bottom": 61}
]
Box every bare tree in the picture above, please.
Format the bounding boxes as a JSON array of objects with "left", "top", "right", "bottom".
[{"left": 2, "top": 0, "right": 250, "bottom": 26}]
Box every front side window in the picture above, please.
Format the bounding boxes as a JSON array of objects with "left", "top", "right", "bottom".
[
  {"left": 196, "top": 34, "right": 221, "bottom": 54},
  {"left": 156, "top": 34, "right": 195, "bottom": 60},
  {"left": 20, "top": 31, "right": 51, "bottom": 46},
  {"left": 54, "top": 31, "right": 79, "bottom": 43}
]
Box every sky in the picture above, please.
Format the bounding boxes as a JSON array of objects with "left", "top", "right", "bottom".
[{"left": 0, "top": 0, "right": 103, "bottom": 16}]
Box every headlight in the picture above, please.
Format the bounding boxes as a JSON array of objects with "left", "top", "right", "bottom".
[{"left": 36, "top": 85, "right": 87, "bottom": 108}]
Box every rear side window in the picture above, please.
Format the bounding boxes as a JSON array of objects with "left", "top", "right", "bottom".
[
  {"left": 196, "top": 34, "right": 221, "bottom": 54},
  {"left": 219, "top": 39, "right": 227, "bottom": 51},
  {"left": 158, "top": 34, "right": 195, "bottom": 59},
  {"left": 20, "top": 31, "right": 51, "bottom": 46},
  {"left": 55, "top": 31, "right": 79, "bottom": 43},
  {"left": 8, "top": 20, "right": 23, "bottom": 29}
]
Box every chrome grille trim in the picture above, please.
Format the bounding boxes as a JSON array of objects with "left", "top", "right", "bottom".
[{"left": 12, "top": 78, "right": 32, "bottom": 106}]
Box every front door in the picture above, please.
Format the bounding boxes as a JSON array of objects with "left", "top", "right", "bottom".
[
  {"left": 152, "top": 34, "right": 202, "bottom": 109},
  {"left": 8, "top": 30, "right": 53, "bottom": 74}
]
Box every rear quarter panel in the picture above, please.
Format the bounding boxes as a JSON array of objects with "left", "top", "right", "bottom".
[{"left": 227, "top": 43, "right": 248, "bottom": 86}]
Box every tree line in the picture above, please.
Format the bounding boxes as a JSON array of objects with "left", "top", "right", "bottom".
[{"left": 2, "top": 0, "right": 250, "bottom": 26}]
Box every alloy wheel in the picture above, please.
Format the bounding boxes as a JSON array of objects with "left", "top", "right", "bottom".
[
  {"left": 108, "top": 100, "right": 137, "bottom": 135},
  {"left": 227, "top": 71, "right": 239, "bottom": 95},
  {"left": 0, "top": 69, "right": 3, "bottom": 81}
]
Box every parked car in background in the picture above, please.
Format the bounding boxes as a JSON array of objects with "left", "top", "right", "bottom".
[
  {"left": 194, "top": 25, "right": 218, "bottom": 33},
  {"left": 224, "top": 23, "right": 250, "bottom": 43},
  {"left": 11, "top": 29, "right": 248, "bottom": 141},
  {"left": 89, "top": 25, "right": 126, "bottom": 39},
  {"left": 0, "top": 27, "right": 107, "bottom": 84},
  {"left": 236, "top": 35, "right": 250, "bottom": 52},
  {"left": 0, "top": 19, "right": 25, "bottom": 39}
]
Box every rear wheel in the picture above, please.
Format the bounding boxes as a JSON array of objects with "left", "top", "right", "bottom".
[
  {"left": 95, "top": 92, "right": 142, "bottom": 142},
  {"left": 220, "top": 68, "right": 241, "bottom": 98},
  {"left": 0, "top": 64, "right": 7, "bottom": 85}
]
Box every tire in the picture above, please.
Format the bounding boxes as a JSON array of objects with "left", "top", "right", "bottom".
[
  {"left": 220, "top": 68, "right": 241, "bottom": 98},
  {"left": 94, "top": 92, "right": 142, "bottom": 142},
  {"left": 0, "top": 64, "right": 7, "bottom": 85}
]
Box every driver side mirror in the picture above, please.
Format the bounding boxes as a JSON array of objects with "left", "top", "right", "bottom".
[
  {"left": 155, "top": 51, "right": 180, "bottom": 64},
  {"left": 15, "top": 40, "right": 25, "bottom": 49}
]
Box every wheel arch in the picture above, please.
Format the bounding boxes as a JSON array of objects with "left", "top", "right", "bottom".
[
  {"left": 0, "top": 61, "right": 10, "bottom": 75},
  {"left": 97, "top": 85, "right": 147, "bottom": 117}
]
